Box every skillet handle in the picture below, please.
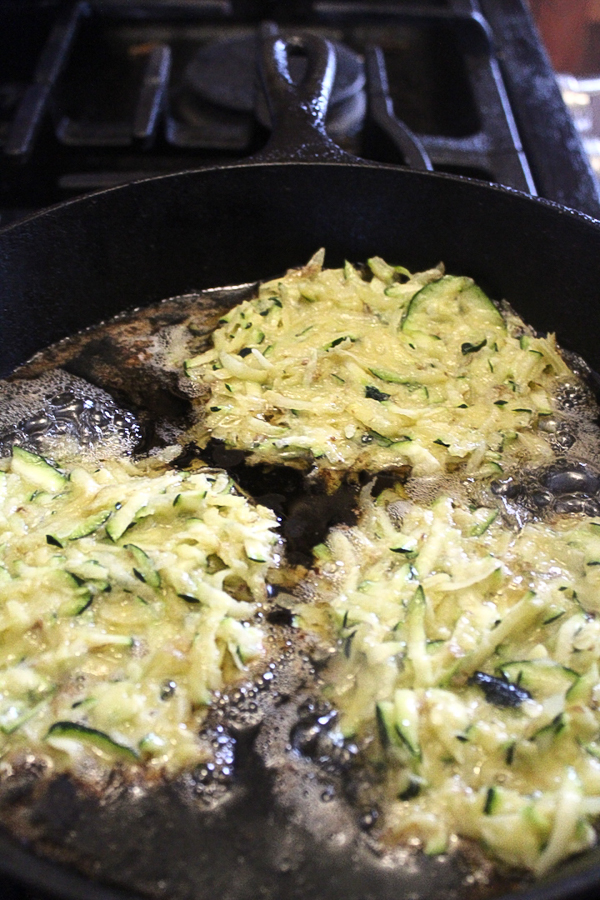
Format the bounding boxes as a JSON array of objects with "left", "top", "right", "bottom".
[{"left": 255, "top": 22, "right": 353, "bottom": 163}]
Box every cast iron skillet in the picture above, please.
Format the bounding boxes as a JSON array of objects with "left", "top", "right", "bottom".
[{"left": 2, "top": 24, "right": 600, "bottom": 900}]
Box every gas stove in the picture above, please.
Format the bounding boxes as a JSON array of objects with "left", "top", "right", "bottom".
[
  {"left": 0, "top": 0, "right": 599, "bottom": 232},
  {"left": 1, "top": 2, "right": 600, "bottom": 899}
]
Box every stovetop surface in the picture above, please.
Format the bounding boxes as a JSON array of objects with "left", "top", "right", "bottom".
[{"left": 0, "top": 0, "right": 598, "bottom": 228}]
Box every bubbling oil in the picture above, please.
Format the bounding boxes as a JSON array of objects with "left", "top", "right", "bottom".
[
  {"left": 0, "top": 369, "right": 142, "bottom": 464},
  {"left": 4, "top": 283, "right": 600, "bottom": 897}
]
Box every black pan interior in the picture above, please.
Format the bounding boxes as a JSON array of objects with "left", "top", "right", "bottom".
[{"left": 1, "top": 162, "right": 600, "bottom": 900}]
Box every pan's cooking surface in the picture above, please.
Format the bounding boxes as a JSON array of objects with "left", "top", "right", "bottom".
[
  {"left": 0, "top": 260, "right": 595, "bottom": 900},
  {"left": 2, "top": 229, "right": 600, "bottom": 900},
  {"left": 1, "top": 161, "right": 600, "bottom": 900}
]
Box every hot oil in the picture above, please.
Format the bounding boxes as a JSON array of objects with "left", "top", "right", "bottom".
[
  {"left": 10, "top": 289, "right": 242, "bottom": 454},
  {"left": 0, "top": 369, "right": 142, "bottom": 464},
  {"left": 484, "top": 374, "right": 600, "bottom": 526},
  {"left": 4, "top": 287, "right": 600, "bottom": 899},
  {"left": 398, "top": 369, "right": 600, "bottom": 529}
]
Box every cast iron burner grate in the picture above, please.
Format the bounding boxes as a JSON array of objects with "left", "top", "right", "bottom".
[{"left": 0, "top": 0, "right": 598, "bottom": 229}]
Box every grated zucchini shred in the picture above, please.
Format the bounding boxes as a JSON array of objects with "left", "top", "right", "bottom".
[
  {"left": 300, "top": 486, "right": 600, "bottom": 873},
  {"left": 186, "top": 254, "right": 572, "bottom": 476},
  {"left": 0, "top": 453, "right": 278, "bottom": 771}
]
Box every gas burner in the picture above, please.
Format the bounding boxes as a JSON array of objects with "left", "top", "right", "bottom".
[
  {"left": 178, "top": 34, "right": 366, "bottom": 144},
  {"left": 185, "top": 34, "right": 364, "bottom": 113}
]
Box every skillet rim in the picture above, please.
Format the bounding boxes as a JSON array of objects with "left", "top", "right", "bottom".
[
  {"left": 1, "top": 157, "right": 600, "bottom": 240},
  {"left": 2, "top": 160, "right": 600, "bottom": 900}
]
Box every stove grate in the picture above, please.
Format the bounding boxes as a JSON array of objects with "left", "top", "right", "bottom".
[{"left": 0, "top": 0, "right": 597, "bottom": 227}]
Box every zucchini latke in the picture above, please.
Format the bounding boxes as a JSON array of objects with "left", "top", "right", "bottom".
[
  {"left": 185, "top": 251, "right": 579, "bottom": 477},
  {"left": 0, "top": 449, "right": 278, "bottom": 772},
  {"left": 300, "top": 485, "right": 600, "bottom": 875}
]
